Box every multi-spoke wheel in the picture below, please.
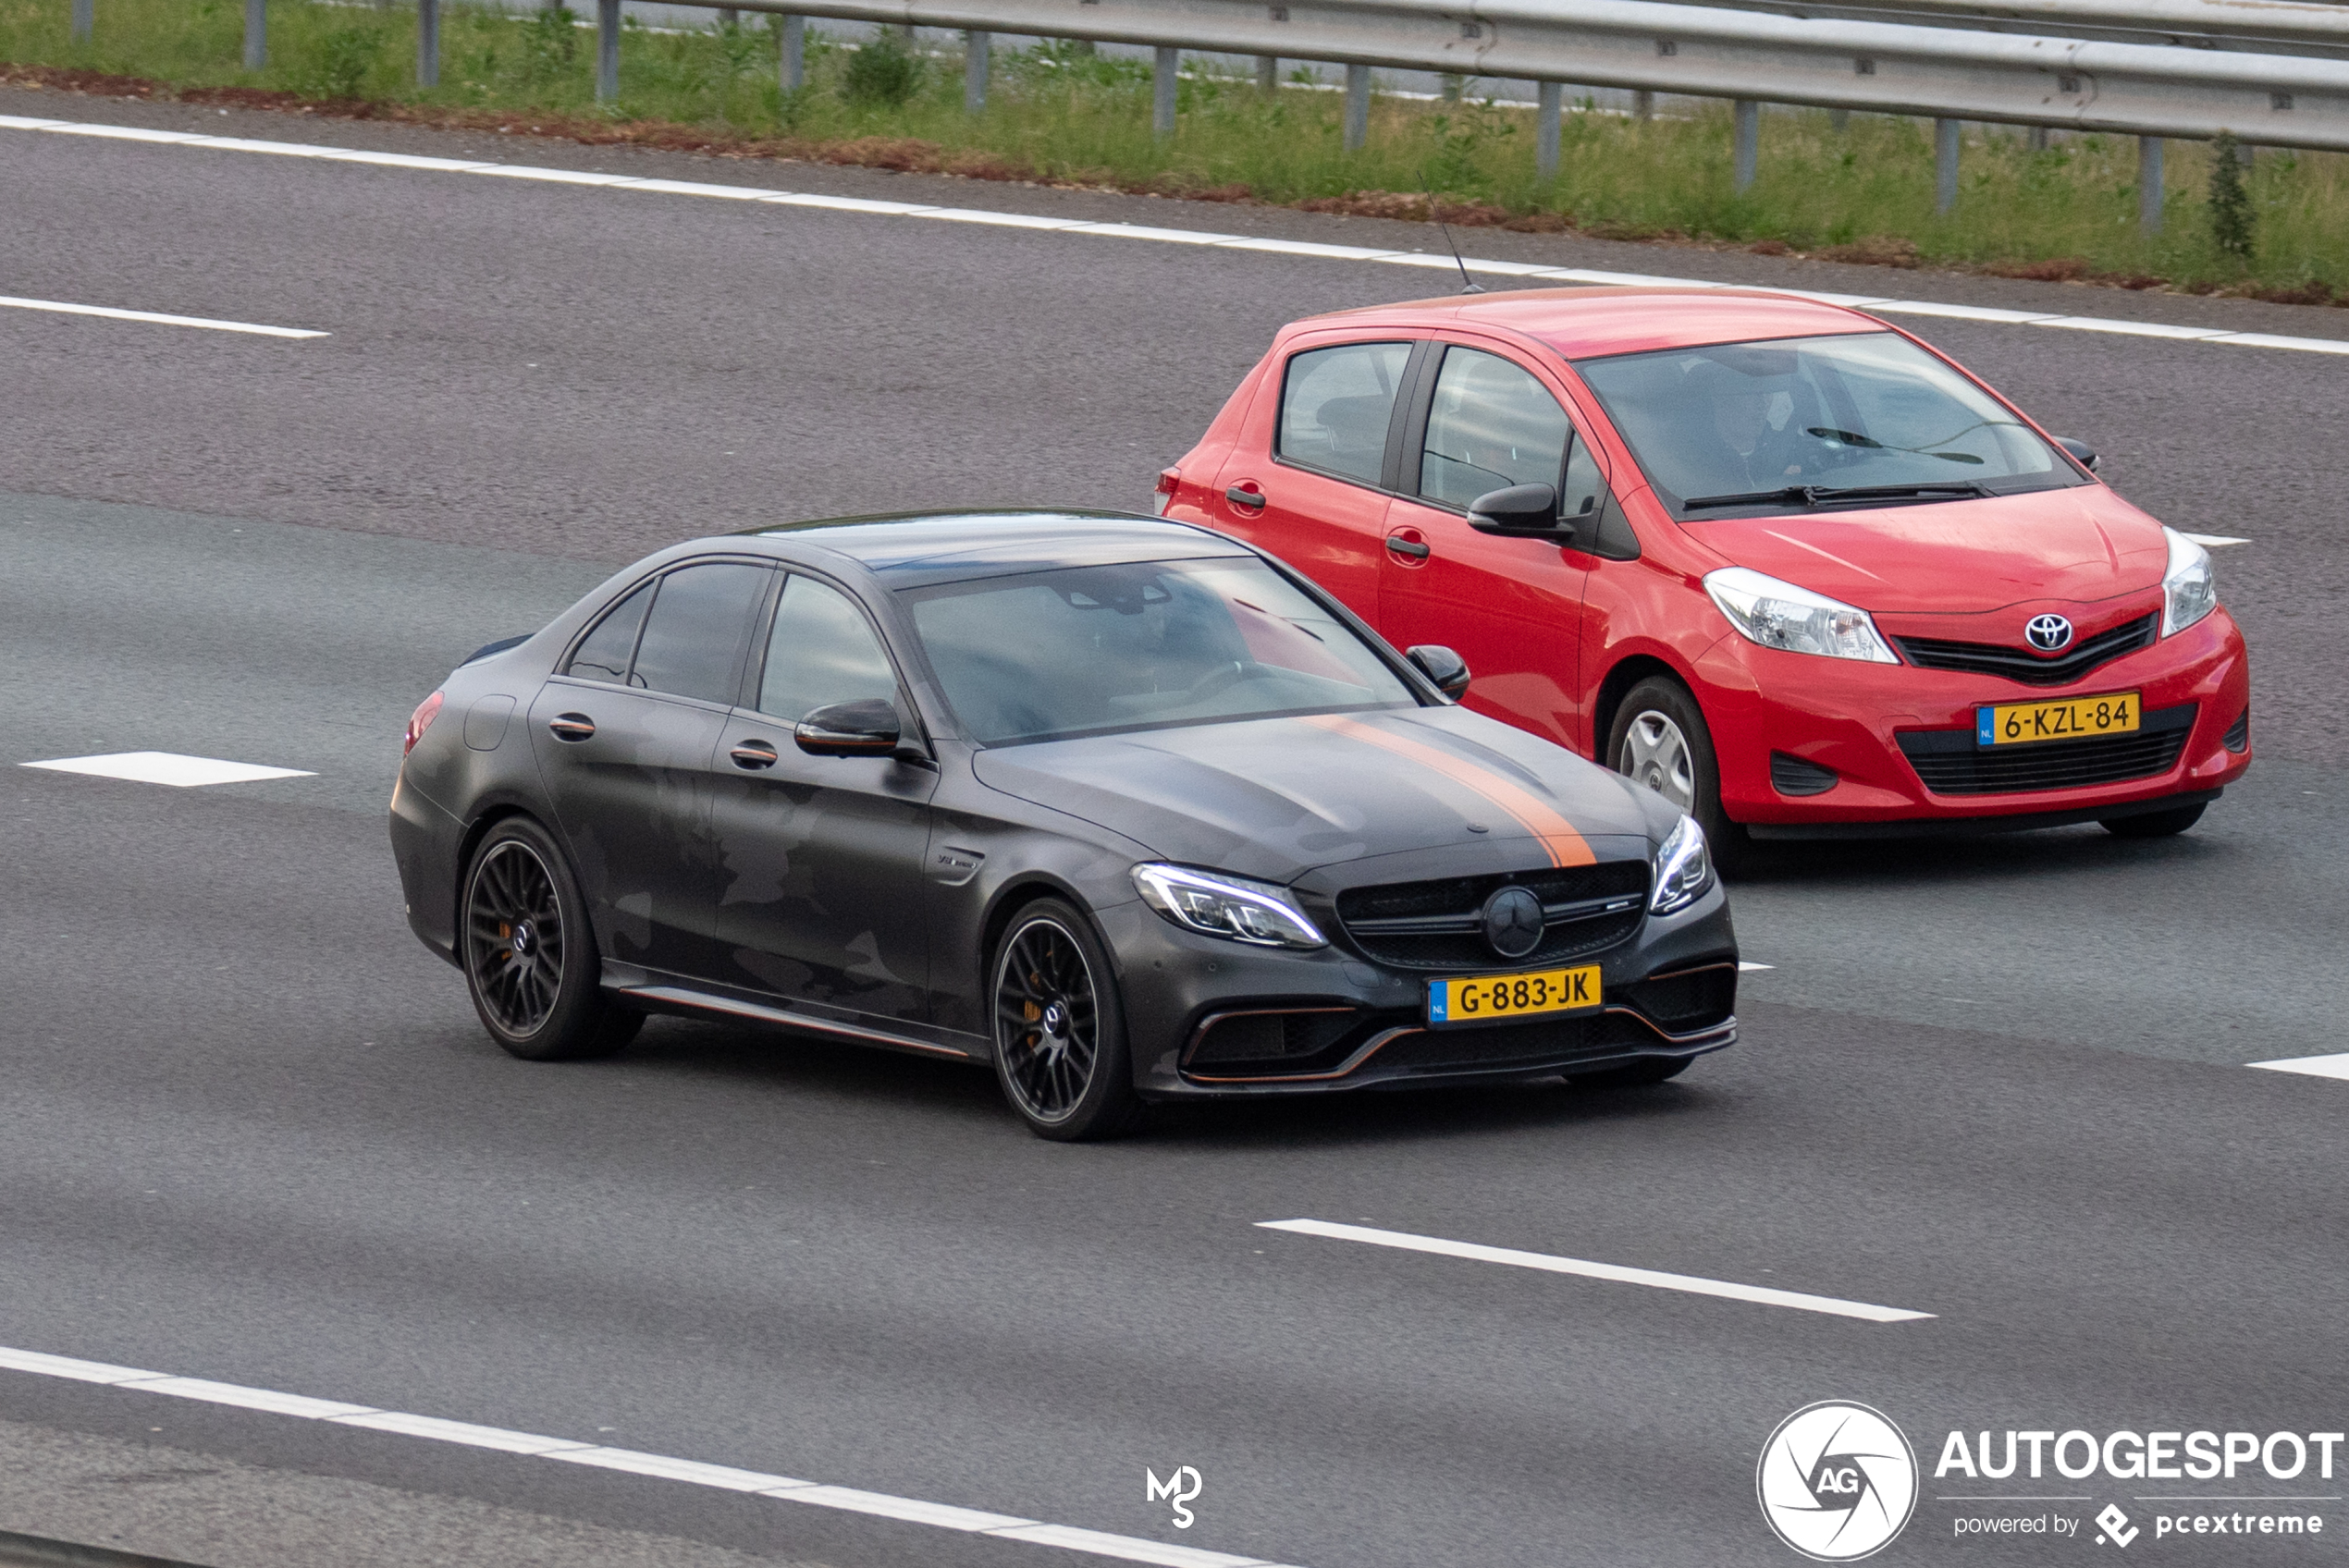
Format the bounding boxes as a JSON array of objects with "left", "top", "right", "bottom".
[
  {"left": 990, "top": 899, "right": 1139, "bottom": 1141},
  {"left": 461, "top": 817, "right": 641, "bottom": 1062},
  {"left": 1605, "top": 675, "right": 1750, "bottom": 876}
]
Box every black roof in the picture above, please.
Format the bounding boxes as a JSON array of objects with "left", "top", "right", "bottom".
[{"left": 732, "top": 509, "right": 1248, "bottom": 586}]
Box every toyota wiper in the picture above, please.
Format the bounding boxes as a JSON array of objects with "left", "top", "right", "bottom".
[{"left": 1682, "top": 482, "right": 1992, "bottom": 512}]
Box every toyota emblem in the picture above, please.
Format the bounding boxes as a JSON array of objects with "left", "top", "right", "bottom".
[
  {"left": 2024, "top": 613, "right": 2073, "bottom": 653},
  {"left": 1480, "top": 886, "right": 1545, "bottom": 960}
]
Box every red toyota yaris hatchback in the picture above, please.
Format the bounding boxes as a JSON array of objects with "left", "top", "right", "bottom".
[{"left": 1158, "top": 288, "right": 2250, "bottom": 864}]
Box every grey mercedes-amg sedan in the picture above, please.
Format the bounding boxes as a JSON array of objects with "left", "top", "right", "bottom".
[{"left": 390, "top": 511, "right": 1738, "bottom": 1139}]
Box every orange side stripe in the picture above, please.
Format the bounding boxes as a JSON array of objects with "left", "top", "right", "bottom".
[{"left": 1304, "top": 715, "right": 1596, "bottom": 868}]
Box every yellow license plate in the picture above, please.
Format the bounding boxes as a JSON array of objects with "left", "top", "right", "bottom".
[
  {"left": 1427, "top": 965, "right": 1602, "bottom": 1026},
  {"left": 1977, "top": 691, "right": 2142, "bottom": 746}
]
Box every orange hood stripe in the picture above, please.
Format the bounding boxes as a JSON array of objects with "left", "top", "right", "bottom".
[{"left": 1303, "top": 715, "right": 1596, "bottom": 869}]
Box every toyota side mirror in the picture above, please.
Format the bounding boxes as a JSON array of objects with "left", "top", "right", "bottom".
[
  {"left": 2054, "top": 436, "right": 2100, "bottom": 473},
  {"left": 1466, "top": 483, "right": 1559, "bottom": 535},
  {"left": 1406, "top": 644, "right": 1471, "bottom": 700},
  {"left": 795, "top": 698, "right": 903, "bottom": 758}
]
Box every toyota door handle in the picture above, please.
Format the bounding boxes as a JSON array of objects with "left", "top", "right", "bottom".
[
  {"left": 547, "top": 713, "right": 596, "bottom": 741},
  {"left": 1385, "top": 535, "right": 1432, "bottom": 559},
  {"left": 1225, "top": 484, "right": 1266, "bottom": 510},
  {"left": 730, "top": 741, "right": 780, "bottom": 770}
]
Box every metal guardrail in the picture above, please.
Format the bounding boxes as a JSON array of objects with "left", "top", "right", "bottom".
[{"left": 68, "top": 0, "right": 2349, "bottom": 224}]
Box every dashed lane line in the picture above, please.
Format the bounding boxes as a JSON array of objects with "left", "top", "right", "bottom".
[
  {"left": 0, "top": 292, "right": 326, "bottom": 338},
  {"left": 21, "top": 753, "right": 314, "bottom": 787},
  {"left": 2248, "top": 1053, "right": 2349, "bottom": 1081},
  {"left": 0, "top": 1344, "right": 1297, "bottom": 1568},
  {"left": 1257, "top": 1219, "right": 1934, "bottom": 1323},
  {"left": 6, "top": 115, "right": 2347, "bottom": 359}
]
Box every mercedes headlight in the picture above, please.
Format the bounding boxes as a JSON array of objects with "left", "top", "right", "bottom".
[
  {"left": 1651, "top": 815, "right": 1715, "bottom": 916},
  {"left": 2160, "top": 527, "right": 2217, "bottom": 637},
  {"left": 1703, "top": 567, "right": 1899, "bottom": 664},
  {"left": 1132, "top": 864, "right": 1326, "bottom": 949}
]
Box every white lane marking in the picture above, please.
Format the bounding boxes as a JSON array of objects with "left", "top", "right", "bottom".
[
  {"left": 1738, "top": 961, "right": 1774, "bottom": 973},
  {"left": 0, "top": 1341, "right": 1300, "bottom": 1568},
  {"left": 2249, "top": 1052, "right": 2349, "bottom": 1080},
  {"left": 22, "top": 752, "right": 315, "bottom": 787},
  {"left": 14, "top": 114, "right": 2349, "bottom": 360},
  {"left": 1258, "top": 1219, "right": 1933, "bottom": 1324},
  {"left": 0, "top": 294, "right": 326, "bottom": 339},
  {"left": 2182, "top": 533, "right": 2253, "bottom": 547}
]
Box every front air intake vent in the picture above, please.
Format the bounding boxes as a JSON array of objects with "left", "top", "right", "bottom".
[{"left": 1896, "top": 704, "right": 2195, "bottom": 795}]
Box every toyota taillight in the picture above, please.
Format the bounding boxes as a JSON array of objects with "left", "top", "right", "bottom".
[
  {"left": 404, "top": 691, "right": 445, "bottom": 755},
  {"left": 1152, "top": 468, "right": 1180, "bottom": 516}
]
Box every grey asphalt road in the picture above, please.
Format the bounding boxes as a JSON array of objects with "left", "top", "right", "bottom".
[{"left": 0, "top": 92, "right": 2345, "bottom": 1568}]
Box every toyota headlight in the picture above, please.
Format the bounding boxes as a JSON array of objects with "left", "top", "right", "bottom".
[
  {"left": 1132, "top": 864, "right": 1326, "bottom": 949},
  {"left": 1703, "top": 567, "right": 1899, "bottom": 664},
  {"left": 2160, "top": 526, "right": 2217, "bottom": 637},
  {"left": 1651, "top": 815, "right": 1715, "bottom": 916}
]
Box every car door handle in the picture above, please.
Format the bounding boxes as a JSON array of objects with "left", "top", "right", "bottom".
[
  {"left": 1225, "top": 484, "right": 1266, "bottom": 510},
  {"left": 1385, "top": 535, "right": 1432, "bottom": 559},
  {"left": 547, "top": 713, "right": 596, "bottom": 741},
  {"left": 729, "top": 740, "right": 780, "bottom": 770}
]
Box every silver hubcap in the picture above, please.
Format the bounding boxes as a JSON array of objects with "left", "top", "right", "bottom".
[{"left": 1619, "top": 710, "right": 1696, "bottom": 811}]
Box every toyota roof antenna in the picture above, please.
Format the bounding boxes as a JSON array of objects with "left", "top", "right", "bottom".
[{"left": 1436, "top": 209, "right": 1484, "bottom": 295}]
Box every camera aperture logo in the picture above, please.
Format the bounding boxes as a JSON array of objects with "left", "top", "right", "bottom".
[{"left": 1759, "top": 1402, "right": 1920, "bottom": 1561}]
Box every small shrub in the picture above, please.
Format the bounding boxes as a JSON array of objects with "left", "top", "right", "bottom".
[
  {"left": 306, "top": 23, "right": 386, "bottom": 99},
  {"left": 521, "top": 6, "right": 579, "bottom": 80},
  {"left": 842, "top": 30, "right": 923, "bottom": 106},
  {"left": 2208, "top": 130, "right": 2256, "bottom": 263}
]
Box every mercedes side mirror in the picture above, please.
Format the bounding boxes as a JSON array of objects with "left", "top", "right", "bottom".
[
  {"left": 2054, "top": 436, "right": 2100, "bottom": 473},
  {"left": 1466, "top": 483, "right": 1560, "bottom": 535},
  {"left": 1406, "top": 644, "right": 1471, "bottom": 700},
  {"left": 795, "top": 698, "right": 903, "bottom": 758}
]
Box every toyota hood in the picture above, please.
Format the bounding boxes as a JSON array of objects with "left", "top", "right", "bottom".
[
  {"left": 971, "top": 706, "right": 1664, "bottom": 886},
  {"left": 1689, "top": 484, "right": 2171, "bottom": 614}
]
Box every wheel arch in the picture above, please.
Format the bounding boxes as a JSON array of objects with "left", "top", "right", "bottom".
[{"left": 1593, "top": 653, "right": 1695, "bottom": 761}]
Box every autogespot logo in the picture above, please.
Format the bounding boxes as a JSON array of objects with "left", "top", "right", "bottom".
[{"left": 1759, "top": 1402, "right": 1920, "bottom": 1562}]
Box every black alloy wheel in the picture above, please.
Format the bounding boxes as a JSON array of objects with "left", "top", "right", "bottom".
[
  {"left": 990, "top": 899, "right": 1139, "bottom": 1141},
  {"left": 1605, "top": 674, "right": 1752, "bottom": 876},
  {"left": 461, "top": 817, "right": 641, "bottom": 1062}
]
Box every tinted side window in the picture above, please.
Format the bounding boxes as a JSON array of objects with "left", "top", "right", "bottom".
[
  {"left": 1420, "top": 348, "right": 1572, "bottom": 510},
  {"left": 566, "top": 581, "right": 653, "bottom": 684},
  {"left": 631, "top": 562, "right": 772, "bottom": 704},
  {"left": 758, "top": 575, "right": 898, "bottom": 721},
  {"left": 1277, "top": 341, "right": 1412, "bottom": 488}
]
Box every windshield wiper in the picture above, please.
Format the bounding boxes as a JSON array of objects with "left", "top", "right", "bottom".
[{"left": 1682, "top": 482, "right": 1992, "bottom": 512}]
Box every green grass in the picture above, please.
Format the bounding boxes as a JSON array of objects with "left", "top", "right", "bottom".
[{"left": 9, "top": 0, "right": 2348, "bottom": 298}]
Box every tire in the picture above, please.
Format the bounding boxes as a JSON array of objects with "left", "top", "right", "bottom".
[
  {"left": 1605, "top": 675, "right": 1751, "bottom": 875},
  {"left": 2101, "top": 802, "right": 2207, "bottom": 839},
  {"left": 1568, "top": 1057, "right": 1691, "bottom": 1090},
  {"left": 989, "top": 898, "right": 1141, "bottom": 1142},
  {"left": 461, "top": 817, "right": 643, "bottom": 1062}
]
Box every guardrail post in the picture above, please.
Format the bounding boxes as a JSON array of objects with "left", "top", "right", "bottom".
[
  {"left": 2137, "top": 135, "right": 2163, "bottom": 230},
  {"left": 1830, "top": 108, "right": 1848, "bottom": 132},
  {"left": 1935, "top": 116, "right": 1959, "bottom": 213},
  {"left": 780, "top": 14, "right": 803, "bottom": 92},
  {"left": 1345, "top": 62, "right": 1370, "bottom": 150},
  {"left": 1632, "top": 90, "right": 1653, "bottom": 121},
  {"left": 1153, "top": 45, "right": 1178, "bottom": 138},
  {"left": 1257, "top": 55, "right": 1277, "bottom": 94},
  {"left": 71, "top": 0, "right": 92, "bottom": 43},
  {"left": 1440, "top": 72, "right": 1462, "bottom": 103},
  {"left": 1733, "top": 99, "right": 1758, "bottom": 191},
  {"left": 2029, "top": 125, "right": 2048, "bottom": 151},
  {"left": 717, "top": 6, "right": 737, "bottom": 23},
  {"left": 243, "top": 0, "right": 264, "bottom": 68},
  {"left": 417, "top": 0, "right": 439, "bottom": 86},
  {"left": 965, "top": 30, "right": 989, "bottom": 113},
  {"left": 596, "top": 0, "right": 619, "bottom": 102},
  {"left": 1536, "top": 81, "right": 1562, "bottom": 178}
]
